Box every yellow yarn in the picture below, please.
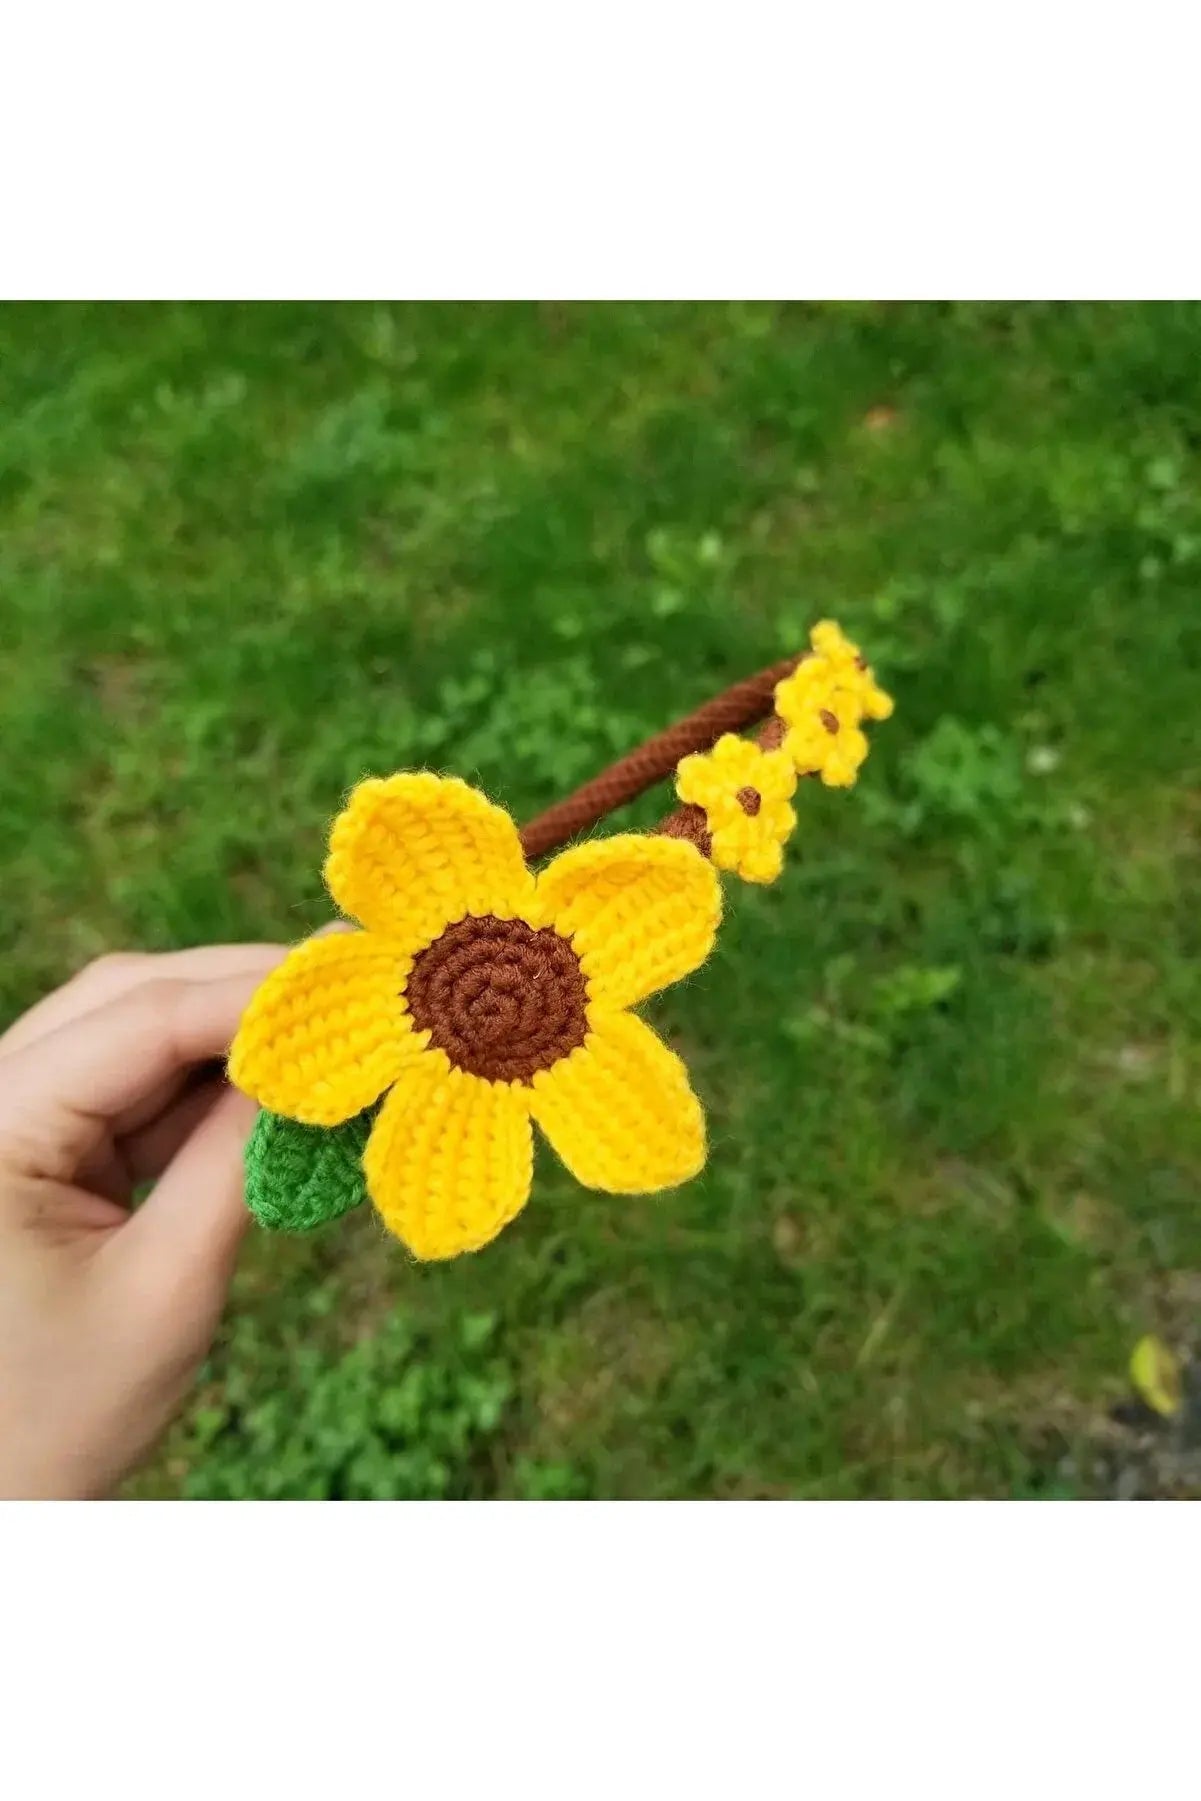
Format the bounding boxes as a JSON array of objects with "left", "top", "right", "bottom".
[
  {"left": 809, "top": 619, "right": 895, "bottom": 720},
  {"left": 675, "top": 734, "right": 798, "bottom": 884},
  {"left": 324, "top": 772, "right": 537, "bottom": 947},
  {"left": 530, "top": 834, "right": 721, "bottom": 1007},
  {"left": 365, "top": 1060, "right": 534, "bottom": 1262},
  {"left": 773, "top": 618, "right": 893, "bottom": 787},
  {"left": 780, "top": 688, "right": 869, "bottom": 789},
  {"left": 227, "top": 932, "right": 422, "bottom": 1126},
  {"left": 530, "top": 1009, "right": 704, "bottom": 1193},
  {"left": 229, "top": 774, "right": 721, "bottom": 1260}
]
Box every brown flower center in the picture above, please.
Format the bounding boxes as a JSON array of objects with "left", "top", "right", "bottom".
[
  {"left": 736, "top": 786, "right": 762, "bottom": 817},
  {"left": 406, "top": 915, "right": 588, "bottom": 1083},
  {"left": 819, "top": 708, "right": 840, "bottom": 734}
]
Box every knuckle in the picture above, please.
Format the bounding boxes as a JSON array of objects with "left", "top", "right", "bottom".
[
  {"left": 77, "top": 950, "right": 144, "bottom": 991},
  {"left": 142, "top": 976, "right": 189, "bottom": 1031}
]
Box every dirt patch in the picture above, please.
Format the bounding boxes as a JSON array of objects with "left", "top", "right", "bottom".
[
  {"left": 530, "top": 1287, "right": 682, "bottom": 1443},
  {"left": 86, "top": 653, "right": 148, "bottom": 719}
]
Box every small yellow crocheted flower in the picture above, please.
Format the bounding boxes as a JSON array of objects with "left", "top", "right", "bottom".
[
  {"left": 810, "top": 619, "right": 894, "bottom": 721},
  {"left": 675, "top": 733, "right": 798, "bottom": 884},
  {"left": 229, "top": 774, "right": 721, "bottom": 1262},
  {"left": 774, "top": 619, "right": 892, "bottom": 787},
  {"left": 779, "top": 687, "right": 869, "bottom": 788}
]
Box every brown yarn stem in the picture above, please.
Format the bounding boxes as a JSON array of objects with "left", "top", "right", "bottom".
[{"left": 518, "top": 655, "right": 801, "bottom": 861}]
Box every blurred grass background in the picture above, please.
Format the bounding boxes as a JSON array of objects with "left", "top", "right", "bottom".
[{"left": 2, "top": 301, "right": 1199, "bottom": 1497}]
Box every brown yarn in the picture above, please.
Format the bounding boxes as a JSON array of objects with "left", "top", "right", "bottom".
[
  {"left": 657, "top": 803, "right": 713, "bottom": 858},
  {"left": 407, "top": 915, "right": 588, "bottom": 1083},
  {"left": 518, "top": 654, "right": 802, "bottom": 861},
  {"left": 736, "top": 787, "right": 761, "bottom": 817},
  {"left": 651, "top": 673, "right": 803, "bottom": 851}
]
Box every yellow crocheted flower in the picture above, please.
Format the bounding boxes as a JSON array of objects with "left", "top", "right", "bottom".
[
  {"left": 774, "top": 619, "right": 892, "bottom": 787},
  {"left": 674, "top": 733, "right": 798, "bottom": 884},
  {"left": 778, "top": 683, "right": 869, "bottom": 788},
  {"left": 229, "top": 774, "right": 721, "bottom": 1262},
  {"left": 809, "top": 619, "right": 894, "bottom": 721}
]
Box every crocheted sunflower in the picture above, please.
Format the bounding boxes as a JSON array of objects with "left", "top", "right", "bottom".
[
  {"left": 230, "top": 619, "right": 892, "bottom": 1262},
  {"left": 230, "top": 773, "right": 720, "bottom": 1260}
]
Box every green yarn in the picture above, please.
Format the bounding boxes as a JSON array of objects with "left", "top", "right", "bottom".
[{"left": 244, "top": 1108, "right": 373, "bottom": 1233}]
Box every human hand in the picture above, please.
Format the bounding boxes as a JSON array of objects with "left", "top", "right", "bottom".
[{"left": 0, "top": 944, "right": 285, "bottom": 1498}]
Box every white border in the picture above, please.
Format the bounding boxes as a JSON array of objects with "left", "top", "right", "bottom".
[
  {"left": 2, "top": 4, "right": 1199, "bottom": 297},
  {"left": 1, "top": 1502, "right": 1196, "bottom": 1797}
]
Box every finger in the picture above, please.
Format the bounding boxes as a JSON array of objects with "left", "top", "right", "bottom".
[
  {"left": 74, "top": 1140, "right": 133, "bottom": 1209},
  {"left": 80, "top": 931, "right": 347, "bottom": 1138},
  {"left": 0, "top": 944, "right": 289, "bottom": 1060},
  {"left": 2, "top": 973, "right": 266, "bottom": 1178},
  {"left": 76, "top": 1071, "right": 226, "bottom": 1203},
  {"left": 123, "top": 1082, "right": 259, "bottom": 1285},
  {"left": 109, "top": 1057, "right": 224, "bottom": 1140},
  {"left": 121, "top": 1073, "right": 225, "bottom": 1184}
]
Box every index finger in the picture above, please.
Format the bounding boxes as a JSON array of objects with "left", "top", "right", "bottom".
[
  {"left": 0, "top": 943, "right": 288, "bottom": 1060},
  {"left": 1, "top": 973, "right": 268, "bottom": 1180}
]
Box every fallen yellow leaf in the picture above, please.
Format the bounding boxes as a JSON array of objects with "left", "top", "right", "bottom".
[{"left": 1129, "top": 1335, "right": 1183, "bottom": 1417}]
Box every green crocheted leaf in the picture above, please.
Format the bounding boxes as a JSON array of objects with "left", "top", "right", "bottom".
[{"left": 244, "top": 1108, "right": 373, "bottom": 1233}]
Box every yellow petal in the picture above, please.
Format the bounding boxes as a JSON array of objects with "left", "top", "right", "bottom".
[
  {"left": 810, "top": 619, "right": 861, "bottom": 666},
  {"left": 736, "top": 835, "right": 787, "bottom": 884},
  {"left": 532, "top": 834, "right": 721, "bottom": 1010},
  {"left": 229, "top": 931, "right": 420, "bottom": 1126},
  {"left": 364, "top": 1059, "right": 534, "bottom": 1260},
  {"left": 1130, "top": 1334, "right": 1183, "bottom": 1418},
  {"left": 858, "top": 678, "right": 894, "bottom": 722},
  {"left": 818, "top": 723, "right": 869, "bottom": 787},
  {"left": 530, "top": 1009, "right": 705, "bottom": 1193},
  {"left": 324, "top": 772, "right": 536, "bottom": 948},
  {"left": 774, "top": 657, "right": 839, "bottom": 728}
]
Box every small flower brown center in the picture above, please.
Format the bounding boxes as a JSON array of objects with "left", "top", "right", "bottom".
[
  {"left": 736, "top": 786, "right": 762, "bottom": 817},
  {"left": 406, "top": 915, "right": 588, "bottom": 1083},
  {"left": 819, "top": 708, "right": 840, "bottom": 735}
]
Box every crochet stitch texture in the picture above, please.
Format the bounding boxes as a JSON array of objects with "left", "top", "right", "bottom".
[
  {"left": 230, "top": 620, "right": 892, "bottom": 1262},
  {"left": 675, "top": 733, "right": 798, "bottom": 884},
  {"left": 230, "top": 773, "right": 721, "bottom": 1259},
  {"left": 244, "top": 1106, "right": 373, "bottom": 1231}
]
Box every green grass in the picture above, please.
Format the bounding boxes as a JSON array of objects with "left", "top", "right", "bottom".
[{"left": 3, "top": 301, "right": 1200, "bottom": 1498}]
